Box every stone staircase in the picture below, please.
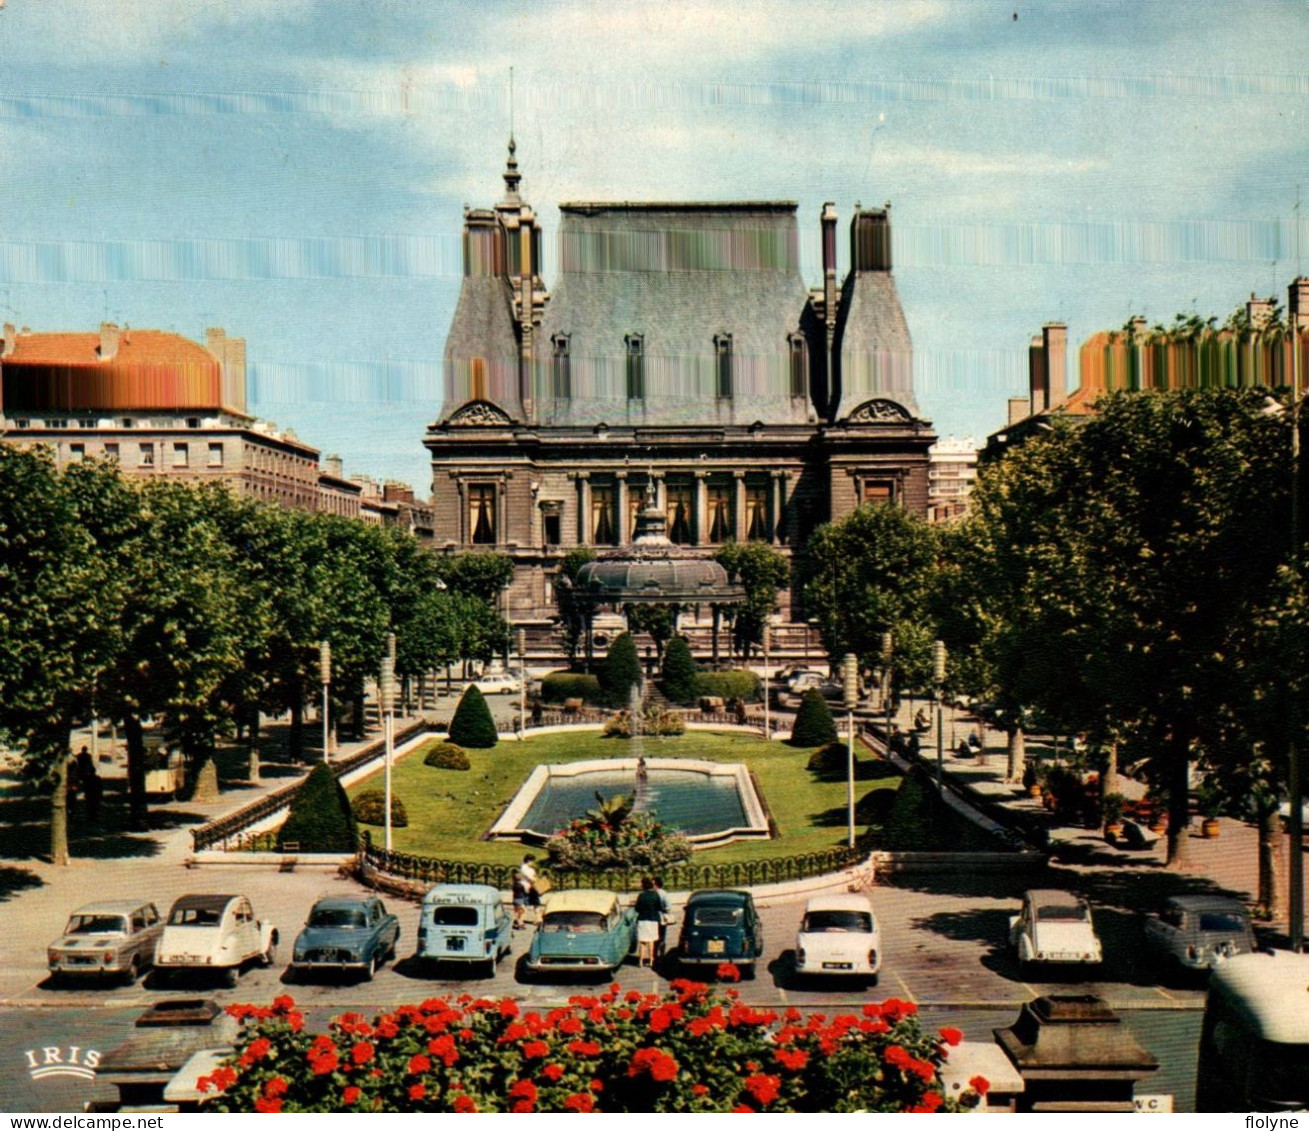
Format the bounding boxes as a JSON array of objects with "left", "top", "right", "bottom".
[{"left": 642, "top": 681, "right": 670, "bottom": 712}]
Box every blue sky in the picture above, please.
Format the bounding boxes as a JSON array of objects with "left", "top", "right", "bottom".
[{"left": 0, "top": 0, "right": 1306, "bottom": 491}]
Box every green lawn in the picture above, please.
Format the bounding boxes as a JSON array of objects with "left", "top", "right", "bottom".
[{"left": 347, "top": 730, "right": 901, "bottom": 866}]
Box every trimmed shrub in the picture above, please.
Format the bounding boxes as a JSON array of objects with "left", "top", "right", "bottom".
[
  {"left": 422, "top": 740, "right": 471, "bottom": 771},
  {"left": 598, "top": 631, "right": 642, "bottom": 707},
  {"left": 856, "top": 786, "right": 899, "bottom": 826},
  {"left": 789, "top": 688, "right": 838, "bottom": 746},
  {"left": 277, "top": 762, "right": 356, "bottom": 852},
  {"left": 660, "top": 634, "right": 699, "bottom": 704},
  {"left": 540, "top": 671, "right": 603, "bottom": 704},
  {"left": 806, "top": 740, "right": 849, "bottom": 774},
  {"left": 449, "top": 685, "right": 498, "bottom": 748},
  {"left": 603, "top": 707, "right": 686, "bottom": 738},
  {"left": 352, "top": 790, "right": 408, "bottom": 828},
  {"left": 694, "top": 669, "right": 761, "bottom": 703}
]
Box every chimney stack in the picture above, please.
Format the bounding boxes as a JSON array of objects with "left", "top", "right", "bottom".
[
  {"left": 1, "top": 323, "right": 14, "bottom": 359},
  {"left": 1008, "top": 396, "right": 1030, "bottom": 426},
  {"left": 1028, "top": 334, "right": 1048, "bottom": 415},
  {"left": 1043, "top": 323, "right": 1068, "bottom": 409},
  {"left": 1289, "top": 276, "right": 1309, "bottom": 334},
  {"left": 383, "top": 481, "right": 415, "bottom": 504},
  {"left": 98, "top": 322, "right": 119, "bottom": 361},
  {"left": 1247, "top": 293, "right": 1274, "bottom": 332},
  {"left": 850, "top": 206, "right": 892, "bottom": 272},
  {"left": 325, "top": 454, "right": 344, "bottom": 479}
]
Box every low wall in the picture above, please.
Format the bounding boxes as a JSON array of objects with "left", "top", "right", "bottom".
[{"left": 869, "top": 850, "right": 1048, "bottom": 876}]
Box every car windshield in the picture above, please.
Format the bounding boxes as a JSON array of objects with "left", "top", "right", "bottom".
[
  {"left": 309, "top": 909, "right": 366, "bottom": 929},
  {"left": 66, "top": 915, "right": 127, "bottom": 935},
  {"left": 1198, "top": 912, "right": 1246, "bottom": 933},
  {"left": 1035, "top": 902, "right": 1089, "bottom": 922},
  {"left": 542, "top": 911, "right": 607, "bottom": 934},
  {"left": 430, "top": 907, "right": 480, "bottom": 926},
  {"left": 692, "top": 906, "right": 743, "bottom": 927},
  {"left": 169, "top": 906, "right": 223, "bottom": 926},
  {"left": 803, "top": 911, "right": 872, "bottom": 933}
]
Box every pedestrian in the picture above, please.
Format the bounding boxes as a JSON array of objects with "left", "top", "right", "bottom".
[
  {"left": 654, "top": 876, "right": 672, "bottom": 957},
  {"left": 84, "top": 767, "right": 103, "bottom": 822},
  {"left": 957, "top": 739, "right": 970, "bottom": 759},
  {"left": 513, "top": 853, "right": 538, "bottom": 929},
  {"left": 634, "top": 877, "right": 662, "bottom": 967}
]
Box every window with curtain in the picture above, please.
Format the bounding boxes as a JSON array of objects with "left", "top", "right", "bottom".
[
  {"left": 862, "top": 480, "right": 894, "bottom": 505},
  {"left": 708, "top": 482, "right": 732, "bottom": 542},
  {"left": 469, "top": 484, "right": 497, "bottom": 544},
  {"left": 591, "top": 484, "right": 616, "bottom": 544},
  {"left": 746, "top": 482, "right": 769, "bottom": 541},
  {"left": 667, "top": 480, "right": 693, "bottom": 545}
]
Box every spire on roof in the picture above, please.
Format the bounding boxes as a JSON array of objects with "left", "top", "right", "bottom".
[{"left": 502, "top": 136, "right": 521, "bottom": 203}]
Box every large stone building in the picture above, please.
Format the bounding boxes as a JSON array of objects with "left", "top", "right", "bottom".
[{"left": 426, "top": 143, "right": 935, "bottom": 653}]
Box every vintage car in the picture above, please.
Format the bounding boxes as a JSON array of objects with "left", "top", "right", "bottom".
[
  {"left": 1142, "top": 894, "right": 1256, "bottom": 976},
  {"left": 676, "top": 890, "right": 765, "bottom": 978},
  {"left": 289, "top": 895, "right": 401, "bottom": 982},
  {"left": 524, "top": 889, "right": 636, "bottom": 977},
  {"left": 416, "top": 884, "right": 512, "bottom": 973},
  {"left": 794, "top": 893, "right": 881, "bottom": 984},
  {"left": 47, "top": 899, "right": 164, "bottom": 985},
  {"left": 155, "top": 894, "right": 278, "bottom": 986},
  {"left": 1009, "top": 889, "right": 1102, "bottom": 974},
  {"left": 470, "top": 666, "right": 523, "bottom": 695}
]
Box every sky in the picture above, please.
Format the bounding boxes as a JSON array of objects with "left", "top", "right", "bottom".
[{"left": 0, "top": 0, "right": 1306, "bottom": 493}]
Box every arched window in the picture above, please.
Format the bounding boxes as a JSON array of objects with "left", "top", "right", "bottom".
[{"left": 552, "top": 335, "right": 571, "bottom": 400}]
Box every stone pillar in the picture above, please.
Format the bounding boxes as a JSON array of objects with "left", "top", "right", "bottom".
[
  {"left": 654, "top": 474, "right": 665, "bottom": 513},
  {"left": 694, "top": 471, "right": 709, "bottom": 545},
  {"left": 733, "top": 471, "right": 746, "bottom": 543},
  {"left": 577, "top": 473, "right": 591, "bottom": 544},
  {"left": 770, "top": 471, "right": 784, "bottom": 545},
  {"left": 456, "top": 479, "right": 467, "bottom": 544},
  {"left": 616, "top": 472, "right": 630, "bottom": 544}
]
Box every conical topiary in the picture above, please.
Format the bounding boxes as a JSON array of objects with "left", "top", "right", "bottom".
[
  {"left": 598, "top": 630, "right": 642, "bottom": 707},
  {"left": 449, "top": 684, "right": 499, "bottom": 748},
  {"left": 789, "top": 687, "right": 838, "bottom": 747},
  {"left": 660, "top": 633, "right": 698, "bottom": 705},
  {"left": 277, "top": 761, "right": 357, "bottom": 851}
]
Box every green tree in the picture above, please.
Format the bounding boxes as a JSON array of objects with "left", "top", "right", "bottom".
[
  {"left": 448, "top": 685, "right": 498, "bottom": 748},
  {"left": 436, "top": 551, "right": 515, "bottom": 601},
  {"left": 714, "top": 541, "right": 790, "bottom": 659},
  {"left": 660, "top": 634, "right": 699, "bottom": 705},
  {"left": 598, "top": 631, "right": 642, "bottom": 707},
  {"left": 623, "top": 603, "right": 679, "bottom": 663},
  {"left": 278, "top": 762, "right": 357, "bottom": 851},
  {"left": 790, "top": 688, "right": 838, "bottom": 747}
]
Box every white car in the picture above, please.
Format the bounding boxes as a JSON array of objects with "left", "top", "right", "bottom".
[
  {"left": 794, "top": 894, "right": 881, "bottom": 984},
  {"left": 155, "top": 894, "right": 278, "bottom": 987},
  {"left": 470, "top": 668, "right": 522, "bottom": 695},
  {"left": 1009, "top": 889, "right": 1102, "bottom": 975}
]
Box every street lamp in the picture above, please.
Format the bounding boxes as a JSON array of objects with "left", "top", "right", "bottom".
[
  {"left": 1292, "top": 289, "right": 1306, "bottom": 952},
  {"left": 762, "top": 625, "right": 771, "bottom": 740},
  {"left": 380, "top": 638, "right": 397, "bottom": 853},
  {"left": 933, "top": 640, "right": 948, "bottom": 795},
  {"left": 516, "top": 627, "right": 527, "bottom": 738},
  {"left": 880, "top": 631, "right": 894, "bottom": 739},
  {"left": 319, "top": 640, "right": 332, "bottom": 763},
  {"left": 842, "top": 652, "right": 859, "bottom": 848}
]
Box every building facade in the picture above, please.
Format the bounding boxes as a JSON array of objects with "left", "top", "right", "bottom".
[
  {"left": 426, "top": 144, "right": 935, "bottom": 650},
  {"left": 926, "top": 438, "right": 979, "bottom": 523}
]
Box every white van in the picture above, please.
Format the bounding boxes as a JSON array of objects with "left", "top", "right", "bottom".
[{"left": 1195, "top": 949, "right": 1309, "bottom": 1111}]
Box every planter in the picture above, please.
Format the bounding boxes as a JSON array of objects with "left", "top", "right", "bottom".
[{"left": 1201, "top": 817, "right": 1221, "bottom": 839}]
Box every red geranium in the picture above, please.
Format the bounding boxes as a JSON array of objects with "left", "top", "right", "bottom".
[
  {"left": 969, "top": 1075, "right": 991, "bottom": 1096},
  {"left": 408, "top": 1054, "right": 431, "bottom": 1075},
  {"left": 351, "top": 1041, "right": 375, "bottom": 1066},
  {"left": 253, "top": 1096, "right": 283, "bottom": 1113},
  {"left": 451, "top": 1095, "right": 478, "bottom": 1113},
  {"left": 408, "top": 1084, "right": 426, "bottom": 1102},
  {"left": 938, "top": 1026, "right": 964, "bottom": 1046},
  {"left": 743, "top": 1074, "right": 781, "bottom": 1106},
  {"left": 564, "top": 1093, "right": 596, "bottom": 1112},
  {"left": 542, "top": 1063, "right": 564, "bottom": 1082},
  {"left": 342, "top": 1085, "right": 361, "bottom": 1105}
]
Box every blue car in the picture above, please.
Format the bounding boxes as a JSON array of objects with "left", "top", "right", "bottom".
[
  {"left": 289, "top": 895, "right": 400, "bottom": 982},
  {"left": 416, "top": 884, "right": 512, "bottom": 974},
  {"left": 524, "top": 890, "right": 637, "bottom": 978},
  {"left": 675, "top": 890, "right": 764, "bottom": 979}
]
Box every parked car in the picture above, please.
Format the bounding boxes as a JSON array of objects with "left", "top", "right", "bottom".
[
  {"left": 676, "top": 890, "right": 765, "bottom": 978},
  {"left": 155, "top": 894, "right": 278, "bottom": 987},
  {"left": 1142, "top": 895, "right": 1256, "bottom": 977},
  {"left": 417, "top": 884, "right": 512, "bottom": 974},
  {"left": 781, "top": 668, "right": 826, "bottom": 695},
  {"left": 47, "top": 900, "right": 164, "bottom": 985},
  {"left": 524, "top": 889, "right": 636, "bottom": 977},
  {"left": 794, "top": 894, "right": 881, "bottom": 984},
  {"left": 470, "top": 666, "right": 523, "bottom": 695},
  {"left": 289, "top": 895, "right": 400, "bottom": 982},
  {"left": 1009, "top": 889, "right": 1102, "bottom": 975}
]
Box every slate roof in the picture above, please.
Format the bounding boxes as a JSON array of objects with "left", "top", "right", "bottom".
[{"left": 833, "top": 269, "right": 918, "bottom": 419}]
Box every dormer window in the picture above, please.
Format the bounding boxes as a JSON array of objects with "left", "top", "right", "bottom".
[
  {"left": 551, "top": 334, "right": 571, "bottom": 400},
  {"left": 625, "top": 334, "right": 645, "bottom": 401},
  {"left": 119, "top": 417, "right": 133, "bottom": 428},
  {"left": 714, "top": 334, "right": 733, "bottom": 399},
  {"left": 788, "top": 334, "right": 807, "bottom": 399},
  {"left": 186, "top": 417, "right": 201, "bottom": 429},
  {"left": 79, "top": 418, "right": 96, "bottom": 429}
]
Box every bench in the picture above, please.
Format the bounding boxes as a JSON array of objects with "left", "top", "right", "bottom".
[{"left": 699, "top": 696, "right": 725, "bottom": 713}]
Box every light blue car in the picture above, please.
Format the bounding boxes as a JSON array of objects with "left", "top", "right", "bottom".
[
  {"left": 416, "top": 884, "right": 512, "bottom": 975},
  {"left": 524, "top": 889, "right": 637, "bottom": 978}
]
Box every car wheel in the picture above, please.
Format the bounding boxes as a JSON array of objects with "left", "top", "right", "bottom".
[
  {"left": 740, "top": 962, "right": 757, "bottom": 981},
  {"left": 122, "top": 956, "right": 142, "bottom": 986},
  {"left": 223, "top": 966, "right": 239, "bottom": 988},
  {"left": 866, "top": 972, "right": 879, "bottom": 989},
  {"left": 364, "top": 953, "right": 377, "bottom": 982},
  {"left": 261, "top": 938, "right": 278, "bottom": 968}
]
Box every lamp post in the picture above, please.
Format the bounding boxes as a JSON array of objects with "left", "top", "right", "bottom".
[
  {"left": 842, "top": 652, "right": 859, "bottom": 848},
  {"left": 933, "top": 640, "right": 947, "bottom": 795},
  {"left": 380, "top": 637, "right": 397, "bottom": 854},
  {"left": 762, "top": 625, "right": 771, "bottom": 740},
  {"left": 319, "top": 640, "right": 332, "bottom": 763},
  {"left": 880, "top": 631, "right": 894, "bottom": 740},
  {"left": 516, "top": 627, "right": 527, "bottom": 738},
  {"left": 1292, "top": 290, "right": 1305, "bottom": 952}
]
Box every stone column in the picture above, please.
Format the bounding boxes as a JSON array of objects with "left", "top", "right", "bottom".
[
  {"left": 694, "top": 471, "right": 709, "bottom": 545},
  {"left": 616, "top": 472, "right": 630, "bottom": 544},
  {"left": 733, "top": 470, "right": 746, "bottom": 543},
  {"left": 770, "top": 471, "right": 784, "bottom": 545},
  {"left": 654, "top": 474, "right": 665, "bottom": 513},
  {"left": 456, "top": 478, "right": 467, "bottom": 544},
  {"left": 577, "top": 473, "right": 591, "bottom": 544}
]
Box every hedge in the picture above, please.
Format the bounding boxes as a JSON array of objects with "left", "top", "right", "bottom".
[
  {"left": 449, "top": 685, "right": 498, "bottom": 748},
  {"left": 277, "top": 762, "right": 356, "bottom": 852},
  {"left": 422, "top": 741, "right": 471, "bottom": 771},
  {"left": 353, "top": 790, "right": 409, "bottom": 828},
  {"left": 789, "top": 688, "right": 838, "bottom": 746},
  {"left": 660, "top": 634, "right": 699, "bottom": 704},
  {"left": 598, "top": 631, "right": 642, "bottom": 706},
  {"left": 540, "top": 671, "right": 603, "bottom": 704},
  {"left": 694, "top": 670, "right": 761, "bottom": 703}
]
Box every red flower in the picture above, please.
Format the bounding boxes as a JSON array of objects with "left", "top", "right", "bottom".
[
  {"left": 920, "top": 1092, "right": 943, "bottom": 1111},
  {"left": 263, "top": 1077, "right": 289, "bottom": 1099},
  {"left": 910, "top": 1058, "right": 936, "bottom": 1083},
  {"left": 692, "top": 1084, "right": 709, "bottom": 1097},
  {"left": 542, "top": 1063, "right": 564, "bottom": 1082},
  {"left": 452, "top": 1095, "right": 478, "bottom": 1113},
  {"left": 507, "top": 1079, "right": 538, "bottom": 1105},
  {"left": 589, "top": 1079, "right": 604, "bottom": 1093},
  {"left": 408, "top": 1054, "right": 432, "bottom": 1075},
  {"left": 744, "top": 1074, "right": 781, "bottom": 1106},
  {"left": 938, "top": 1026, "right": 964, "bottom": 1046},
  {"left": 271, "top": 994, "right": 295, "bottom": 1012},
  {"left": 522, "top": 1040, "right": 550, "bottom": 1059},
  {"left": 248, "top": 1036, "right": 272, "bottom": 1060},
  {"left": 428, "top": 1034, "right": 459, "bottom": 1067},
  {"left": 628, "top": 1047, "right": 679, "bottom": 1083},
  {"left": 774, "top": 1047, "right": 809, "bottom": 1072},
  {"left": 648, "top": 1006, "right": 673, "bottom": 1033},
  {"left": 408, "top": 1083, "right": 427, "bottom": 1102},
  {"left": 568, "top": 1039, "right": 602, "bottom": 1056},
  {"left": 564, "top": 1092, "right": 596, "bottom": 1113},
  {"left": 308, "top": 1049, "right": 339, "bottom": 1076},
  {"left": 732, "top": 1104, "right": 755, "bottom": 1113},
  {"left": 716, "top": 962, "right": 741, "bottom": 982},
  {"left": 343, "top": 1086, "right": 361, "bottom": 1105},
  {"left": 499, "top": 999, "right": 520, "bottom": 1018},
  {"left": 351, "top": 1041, "right": 375, "bottom": 1066},
  {"left": 253, "top": 1097, "right": 283, "bottom": 1113},
  {"left": 883, "top": 1045, "right": 912, "bottom": 1070},
  {"left": 969, "top": 1075, "right": 991, "bottom": 1096}
]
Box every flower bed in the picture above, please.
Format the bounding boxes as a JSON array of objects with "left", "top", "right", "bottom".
[{"left": 198, "top": 979, "right": 986, "bottom": 1113}]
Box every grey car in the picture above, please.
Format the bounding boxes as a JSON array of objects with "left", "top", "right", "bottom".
[
  {"left": 1142, "top": 894, "right": 1256, "bottom": 976},
  {"left": 289, "top": 895, "right": 401, "bottom": 981},
  {"left": 47, "top": 900, "right": 164, "bottom": 985}
]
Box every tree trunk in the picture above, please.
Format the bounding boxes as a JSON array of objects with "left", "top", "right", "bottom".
[
  {"left": 1006, "top": 726, "right": 1026, "bottom": 783},
  {"left": 288, "top": 684, "right": 304, "bottom": 760},
  {"left": 124, "top": 713, "right": 147, "bottom": 830},
  {"left": 1165, "top": 749, "right": 1192, "bottom": 869},
  {"left": 50, "top": 746, "right": 70, "bottom": 866},
  {"left": 1103, "top": 741, "right": 1119, "bottom": 799},
  {"left": 1257, "top": 799, "right": 1284, "bottom": 921}
]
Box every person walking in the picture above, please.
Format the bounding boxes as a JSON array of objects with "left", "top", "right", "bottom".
[
  {"left": 513, "top": 854, "right": 538, "bottom": 929},
  {"left": 653, "top": 876, "right": 672, "bottom": 958},
  {"left": 634, "top": 877, "right": 662, "bottom": 967}
]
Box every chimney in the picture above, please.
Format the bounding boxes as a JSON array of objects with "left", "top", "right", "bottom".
[
  {"left": 325, "top": 454, "right": 344, "bottom": 479},
  {"left": 1043, "top": 323, "right": 1068, "bottom": 409},
  {"left": 383, "top": 481, "right": 415, "bottom": 504},
  {"left": 1247, "top": 293, "right": 1274, "bottom": 332},
  {"left": 850, "top": 206, "right": 892, "bottom": 272},
  {"left": 1129, "top": 316, "right": 1148, "bottom": 341},
  {"left": 1028, "top": 334, "right": 1048, "bottom": 415},
  {"left": 1008, "top": 397, "right": 1030, "bottom": 426},
  {"left": 1, "top": 323, "right": 14, "bottom": 359},
  {"left": 1289, "top": 276, "right": 1309, "bottom": 334},
  {"left": 98, "top": 322, "right": 119, "bottom": 361}
]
